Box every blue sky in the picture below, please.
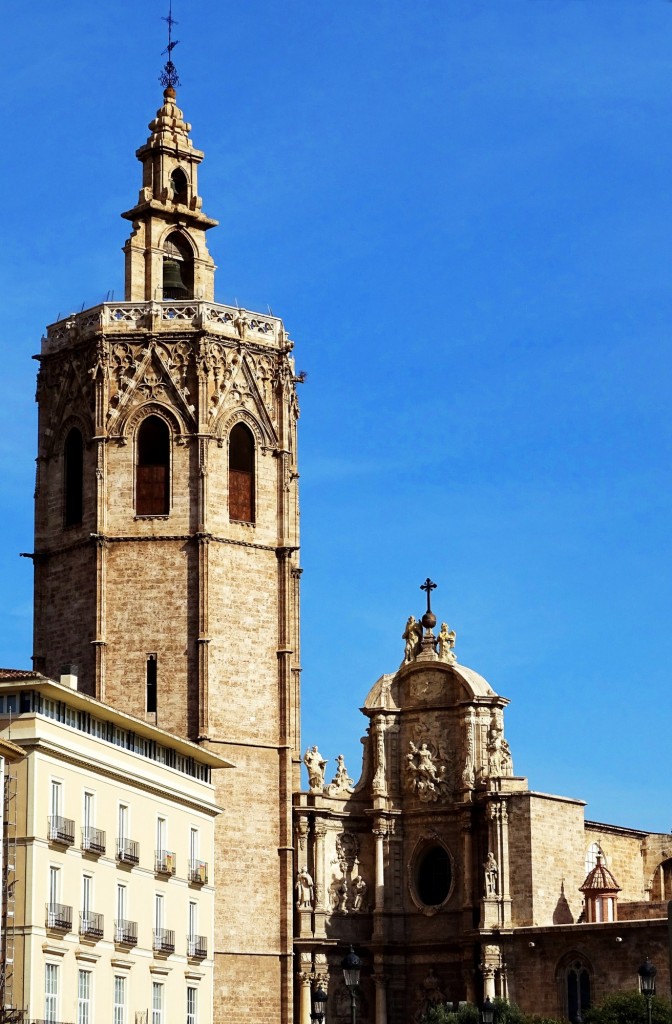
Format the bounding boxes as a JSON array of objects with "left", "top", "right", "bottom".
[{"left": 3, "top": 1, "right": 672, "bottom": 831}]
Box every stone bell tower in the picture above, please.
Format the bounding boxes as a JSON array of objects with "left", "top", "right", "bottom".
[{"left": 32, "top": 78, "right": 302, "bottom": 1024}]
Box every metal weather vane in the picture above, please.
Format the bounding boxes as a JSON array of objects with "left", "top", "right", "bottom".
[{"left": 160, "top": 0, "right": 181, "bottom": 89}]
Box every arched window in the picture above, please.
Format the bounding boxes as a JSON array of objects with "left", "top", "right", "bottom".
[
  {"left": 64, "top": 428, "right": 84, "bottom": 526},
  {"left": 136, "top": 416, "right": 170, "bottom": 516},
  {"left": 585, "top": 842, "right": 607, "bottom": 874},
  {"left": 170, "top": 168, "right": 189, "bottom": 205},
  {"left": 565, "top": 958, "right": 591, "bottom": 1021},
  {"left": 651, "top": 858, "right": 672, "bottom": 902},
  {"left": 229, "top": 423, "right": 255, "bottom": 523},
  {"left": 162, "top": 232, "right": 194, "bottom": 300}
]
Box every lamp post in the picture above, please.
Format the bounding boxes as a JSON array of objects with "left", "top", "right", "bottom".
[
  {"left": 481, "top": 996, "right": 494, "bottom": 1024},
  {"left": 638, "top": 957, "right": 657, "bottom": 1024},
  {"left": 311, "top": 982, "right": 328, "bottom": 1024},
  {"left": 342, "top": 946, "right": 362, "bottom": 1024}
]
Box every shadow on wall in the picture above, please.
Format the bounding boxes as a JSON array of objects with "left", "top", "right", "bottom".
[{"left": 553, "top": 881, "right": 575, "bottom": 925}]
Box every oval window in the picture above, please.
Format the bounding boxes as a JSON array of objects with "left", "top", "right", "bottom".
[{"left": 416, "top": 844, "right": 451, "bottom": 906}]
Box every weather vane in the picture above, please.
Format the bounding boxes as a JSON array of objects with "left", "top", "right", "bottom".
[{"left": 159, "top": 0, "right": 181, "bottom": 89}]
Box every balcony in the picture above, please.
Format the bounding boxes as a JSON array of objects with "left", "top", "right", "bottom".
[
  {"left": 188, "top": 859, "right": 208, "bottom": 885},
  {"left": 153, "top": 927, "right": 175, "bottom": 955},
  {"left": 81, "top": 826, "right": 106, "bottom": 855},
  {"left": 79, "top": 911, "right": 104, "bottom": 940},
  {"left": 116, "top": 838, "right": 139, "bottom": 865},
  {"left": 114, "top": 918, "right": 138, "bottom": 946},
  {"left": 187, "top": 934, "right": 207, "bottom": 959},
  {"left": 47, "top": 815, "right": 75, "bottom": 846},
  {"left": 45, "top": 902, "right": 72, "bottom": 931},
  {"left": 155, "top": 849, "right": 176, "bottom": 876}
]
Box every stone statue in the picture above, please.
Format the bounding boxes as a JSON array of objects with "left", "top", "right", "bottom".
[
  {"left": 406, "top": 740, "right": 451, "bottom": 802},
  {"left": 486, "top": 709, "right": 513, "bottom": 778},
  {"left": 437, "top": 621, "right": 456, "bottom": 661},
  {"left": 352, "top": 874, "right": 367, "bottom": 912},
  {"left": 303, "top": 745, "right": 327, "bottom": 792},
  {"left": 484, "top": 853, "right": 498, "bottom": 896},
  {"left": 295, "top": 866, "right": 314, "bottom": 909},
  {"left": 402, "top": 615, "right": 422, "bottom": 662},
  {"left": 325, "top": 754, "right": 354, "bottom": 795}
]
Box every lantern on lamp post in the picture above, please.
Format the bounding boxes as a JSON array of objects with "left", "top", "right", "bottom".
[
  {"left": 311, "top": 982, "right": 328, "bottom": 1024},
  {"left": 341, "top": 946, "right": 362, "bottom": 1024},
  {"left": 638, "top": 957, "right": 656, "bottom": 1024}
]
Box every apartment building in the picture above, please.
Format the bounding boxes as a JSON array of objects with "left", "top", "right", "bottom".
[{"left": 0, "top": 669, "right": 231, "bottom": 1024}]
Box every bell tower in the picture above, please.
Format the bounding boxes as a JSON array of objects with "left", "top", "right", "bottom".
[{"left": 32, "top": 68, "right": 302, "bottom": 1024}]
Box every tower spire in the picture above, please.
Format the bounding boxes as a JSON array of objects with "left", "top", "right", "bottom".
[{"left": 160, "top": 1, "right": 181, "bottom": 89}]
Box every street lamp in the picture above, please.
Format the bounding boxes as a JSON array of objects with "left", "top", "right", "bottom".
[
  {"left": 342, "top": 946, "right": 362, "bottom": 1024},
  {"left": 311, "top": 982, "right": 328, "bottom": 1024},
  {"left": 481, "top": 996, "right": 494, "bottom": 1024},
  {"left": 638, "top": 957, "right": 657, "bottom": 1024}
]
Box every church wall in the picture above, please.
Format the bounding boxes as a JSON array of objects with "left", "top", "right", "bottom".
[
  {"left": 206, "top": 543, "right": 280, "bottom": 742},
  {"left": 34, "top": 546, "right": 97, "bottom": 687},
  {"left": 583, "top": 823, "right": 648, "bottom": 902},
  {"left": 104, "top": 539, "right": 197, "bottom": 732},
  {"left": 508, "top": 792, "right": 585, "bottom": 926},
  {"left": 505, "top": 919, "right": 669, "bottom": 1018},
  {"left": 206, "top": 438, "right": 281, "bottom": 546},
  {"left": 105, "top": 428, "right": 195, "bottom": 534},
  {"left": 214, "top": 953, "right": 283, "bottom": 1024}
]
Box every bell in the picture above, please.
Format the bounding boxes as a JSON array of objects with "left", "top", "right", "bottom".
[{"left": 162, "top": 258, "right": 189, "bottom": 299}]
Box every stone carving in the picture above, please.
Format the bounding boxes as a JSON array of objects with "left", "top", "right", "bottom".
[
  {"left": 295, "top": 866, "right": 314, "bottom": 909},
  {"left": 413, "top": 969, "right": 445, "bottom": 1023},
  {"left": 324, "top": 754, "right": 354, "bottom": 796},
  {"left": 371, "top": 723, "right": 387, "bottom": 796},
  {"left": 405, "top": 740, "right": 452, "bottom": 802},
  {"left": 437, "top": 621, "right": 457, "bottom": 662},
  {"left": 485, "top": 709, "right": 513, "bottom": 778},
  {"left": 352, "top": 874, "right": 367, "bottom": 911},
  {"left": 303, "top": 746, "right": 327, "bottom": 793},
  {"left": 484, "top": 853, "right": 498, "bottom": 896},
  {"left": 402, "top": 615, "right": 423, "bottom": 662},
  {"left": 335, "top": 832, "right": 359, "bottom": 873},
  {"left": 462, "top": 710, "right": 475, "bottom": 789},
  {"left": 329, "top": 872, "right": 368, "bottom": 914},
  {"left": 295, "top": 817, "right": 308, "bottom": 852}
]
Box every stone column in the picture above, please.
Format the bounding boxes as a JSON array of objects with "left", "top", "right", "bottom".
[
  {"left": 373, "top": 819, "right": 387, "bottom": 940},
  {"left": 314, "top": 821, "right": 327, "bottom": 937},
  {"left": 297, "top": 971, "right": 312, "bottom": 1024},
  {"left": 482, "top": 966, "right": 496, "bottom": 1001},
  {"left": 373, "top": 972, "right": 387, "bottom": 1024},
  {"left": 499, "top": 800, "right": 512, "bottom": 927}
]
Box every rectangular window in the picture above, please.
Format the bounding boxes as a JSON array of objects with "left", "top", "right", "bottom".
[
  {"left": 189, "top": 827, "right": 198, "bottom": 863},
  {"left": 83, "top": 791, "right": 94, "bottom": 831},
  {"left": 77, "top": 969, "right": 91, "bottom": 1024},
  {"left": 147, "top": 654, "right": 158, "bottom": 713},
  {"left": 82, "top": 874, "right": 92, "bottom": 930},
  {"left": 118, "top": 804, "right": 128, "bottom": 841},
  {"left": 155, "top": 893, "right": 164, "bottom": 932},
  {"left": 48, "top": 866, "right": 60, "bottom": 908},
  {"left": 50, "top": 780, "right": 62, "bottom": 818},
  {"left": 152, "top": 981, "right": 164, "bottom": 1024},
  {"left": 44, "top": 963, "right": 58, "bottom": 1024},
  {"left": 156, "top": 816, "right": 166, "bottom": 852},
  {"left": 186, "top": 986, "right": 197, "bottom": 1024},
  {"left": 188, "top": 900, "right": 197, "bottom": 940},
  {"left": 113, "top": 975, "right": 126, "bottom": 1024},
  {"left": 116, "top": 883, "right": 126, "bottom": 922}
]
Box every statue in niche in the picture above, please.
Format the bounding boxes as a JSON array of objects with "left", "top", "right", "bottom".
[
  {"left": 486, "top": 708, "right": 513, "bottom": 778},
  {"left": 352, "top": 874, "right": 367, "bottom": 912},
  {"left": 437, "top": 621, "right": 457, "bottom": 661},
  {"left": 325, "top": 754, "right": 354, "bottom": 796},
  {"left": 484, "top": 853, "right": 498, "bottom": 896},
  {"left": 403, "top": 615, "right": 423, "bottom": 662},
  {"left": 406, "top": 741, "right": 451, "bottom": 802},
  {"left": 303, "top": 745, "right": 327, "bottom": 792},
  {"left": 295, "top": 866, "right": 314, "bottom": 909}
]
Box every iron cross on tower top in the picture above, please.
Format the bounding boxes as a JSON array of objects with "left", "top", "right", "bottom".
[{"left": 420, "top": 578, "right": 437, "bottom": 631}]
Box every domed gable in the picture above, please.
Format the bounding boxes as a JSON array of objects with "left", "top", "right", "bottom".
[{"left": 363, "top": 661, "right": 498, "bottom": 711}]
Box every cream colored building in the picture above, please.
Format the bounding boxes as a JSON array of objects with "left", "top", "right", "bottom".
[{"left": 0, "top": 669, "right": 230, "bottom": 1023}]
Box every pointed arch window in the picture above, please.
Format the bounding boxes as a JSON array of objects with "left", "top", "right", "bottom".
[
  {"left": 229, "top": 423, "right": 255, "bottom": 523},
  {"left": 566, "top": 959, "right": 591, "bottom": 1021},
  {"left": 162, "top": 232, "right": 194, "bottom": 300},
  {"left": 136, "top": 416, "right": 170, "bottom": 516},
  {"left": 64, "top": 427, "right": 84, "bottom": 527}
]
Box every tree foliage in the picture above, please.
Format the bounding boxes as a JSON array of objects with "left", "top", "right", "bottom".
[
  {"left": 419, "top": 1000, "right": 563, "bottom": 1024},
  {"left": 583, "top": 991, "right": 672, "bottom": 1024}
]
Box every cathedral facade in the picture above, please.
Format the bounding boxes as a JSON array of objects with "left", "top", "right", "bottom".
[{"left": 27, "top": 79, "right": 670, "bottom": 1024}]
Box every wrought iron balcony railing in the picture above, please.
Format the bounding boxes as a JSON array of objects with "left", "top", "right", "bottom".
[
  {"left": 114, "top": 918, "right": 138, "bottom": 946},
  {"left": 116, "top": 838, "right": 139, "bottom": 865},
  {"left": 79, "top": 911, "right": 104, "bottom": 939},
  {"left": 153, "top": 927, "right": 175, "bottom": 954},
  {"left": 188, "top": 859, "right": 208, "bottom": 884},
  {"left": 47, "top": 815, "right": 75, "bottom": 845},
  {"left": 45, "top": 902, "right": 72, "bottom": 931},
  {"left": 155, "top": 849, "right": 176, "bottom": 875},
  {"left": 81, "top": 826, "right": 106, "bottom": 854},
  {"left": 187, "top": 934, "right": 207, "bottom": 959}
]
